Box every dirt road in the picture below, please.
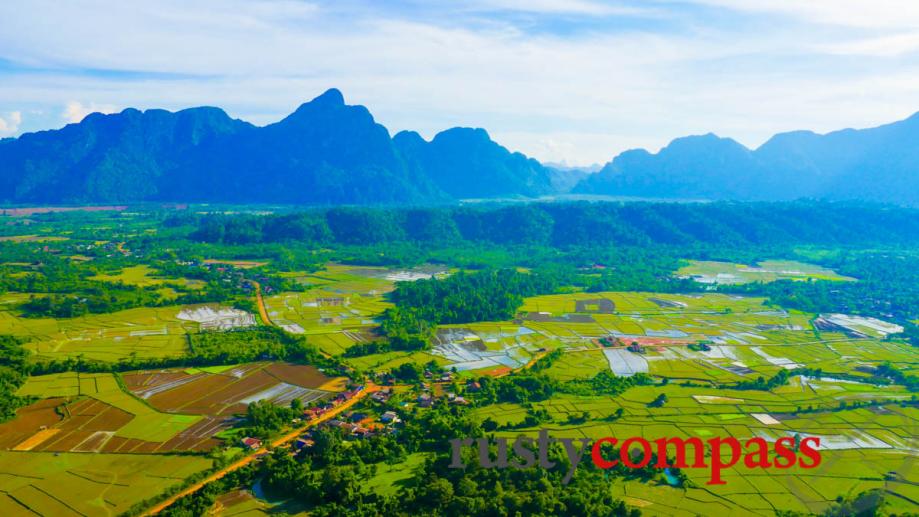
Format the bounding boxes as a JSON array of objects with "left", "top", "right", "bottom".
[
  {"left": 143, "top": 384, "right": 377, "bottom": 515},
  {"left": 250, "top": 281, "right": 274, "bottom": 326}
]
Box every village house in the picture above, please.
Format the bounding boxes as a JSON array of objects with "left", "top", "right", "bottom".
[
  {"left": 241, "top": 437, "right": 262, "bottom": 450},
  {"left": 370, "top": 389, "right": 392, "bottom": 403}
]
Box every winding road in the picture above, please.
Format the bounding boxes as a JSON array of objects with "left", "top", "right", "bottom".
[{"left": 143, "top": 383, "right": 378, "bottom": 515}]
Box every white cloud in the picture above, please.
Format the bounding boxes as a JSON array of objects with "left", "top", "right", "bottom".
[
  {"left": 0, "top": 111, "right": 22, "bottom": 135},
  {"left": 0, "top": 1, "right": 918, "bottom": 164},
  {"left": 688, "top": 0, "right": 919, "bottom": 29},
  {"left": 63, "top": 101, "right": 118, "bottom": 123},
  {"left": 461, "top": 0, "right": 652, "bottom": 16},
  {"left": 820, "top": 32, "right": 919, "bottom": 57}
]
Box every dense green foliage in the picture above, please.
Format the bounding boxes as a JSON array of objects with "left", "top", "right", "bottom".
[
  {"left": 252, "top": 403, "right": 642, "bottom": 517},
  {"left": 2, "top": 256, "right": 238, "bottom": 318},
  {"left": 381, "top": 269, "right": 564, "bottom": 349},
  {"left": 188, "top": 327, "right": 327, "bottom": 364},
  {"left": 0, "top": 335, "right": 31, "bottom": 422},
  {"left": 191, "top": 202, "right": 919, "bottom": 248},
  {"left": 728, "top": 252, "right": 919, "bottom": 324}
]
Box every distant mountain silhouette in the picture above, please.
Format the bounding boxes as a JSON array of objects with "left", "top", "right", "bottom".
[
  {"left": 0, "top": 89, "right": 552, "bottom": 204},
  {"left": 2, "top": 90, "right": 919, "bottom": 205},
  {"left": 574, "top": 113, "right": 919, "bottom": 205}
]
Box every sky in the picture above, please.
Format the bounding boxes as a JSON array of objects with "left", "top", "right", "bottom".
[{"left": 2, "top": 0, "right": 919, "bottom": 166}]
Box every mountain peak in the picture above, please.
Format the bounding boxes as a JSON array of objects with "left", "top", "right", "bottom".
[
  {"left": 312, "top": 88, "right": 345, "bottom": 106},
  {"left": 432, "top": 127, "right": 491, "bottom": 143}
]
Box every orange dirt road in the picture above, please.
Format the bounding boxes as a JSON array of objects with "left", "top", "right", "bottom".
[
  {"left": 143, "top": 383, "right": 378, "bottom": 515},
  {"left": 250, "top": 281, "right": 274, "bottom": 326}
]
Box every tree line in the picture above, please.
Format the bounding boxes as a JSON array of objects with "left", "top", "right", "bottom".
[{"left": 187, "top": 201, "right": 919, "bottom": 248}]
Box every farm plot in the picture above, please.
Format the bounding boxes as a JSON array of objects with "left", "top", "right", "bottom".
[
  {"left": 2, "top": 305, "right": 193, "bottom": 362},
  {"left": 263, "top": 267, "right": 395, "bottom": 356},
  {"left": 264, "top": 290, "right": 389, "bottom": 329},
  {"left": 0, "top": 451, "right": 211, "bottom": 516},
  {"left": 347, "top": 264, "right": 449, "bottom": 282},
  {"left": 0, "top": 398, "right": 65, "bottom": 450},
  {"left": 1, "top": 302, "right": 259, "bottom": 363},
  {"left": 815, "top": 313, "right": 904, "bottom": 338},
  {"left": 602, "top": 348, "right": 649, "bottom": 376},
  {"left": 448, "top": 291, "right": 909, "bottom": 386},
  {"left": 429, "top": 324, "right": 545, "bottom": 373},
  {"left": 675, "top": 259, "right": 856, "bottom": 285},
  {"left": 16, "top": 372, "right": 202, "bottom": 444},
  {"left": 541, "top": 349, "right": 608, "bottom": 381},
  {"left": 519, "top": 291, "right": 817, "bottom": 349},
  {"left": 475, "top": 380, "right": 918, "bottom": 515},
  {"left": 2, "top": 395, "right": 221, "bottom": 454},
  {"left": 123, "top": 362, "right": 342, "bottom": 417}
]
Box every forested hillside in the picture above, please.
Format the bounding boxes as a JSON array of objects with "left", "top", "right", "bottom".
[{"left": 189, "top": 201, "right": 919, "bottom": 248}]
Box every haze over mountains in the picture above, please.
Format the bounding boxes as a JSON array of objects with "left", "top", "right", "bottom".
[
  {"left": 1, "top": 89, "right": 917, "bottom": 205},
  {"left": 575, "top": 114, "right": 919, "bottom": 205}
]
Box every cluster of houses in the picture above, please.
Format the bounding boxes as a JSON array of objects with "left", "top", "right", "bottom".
[
  {"left": 423, "top": 369, "right": 454, "bottom": 383},
  {"left": 302, "top": 387, "right": 401, "bottom": 442},
  {"left": 173, "top": 259, "right": 275, "bottom": 294},
  {"left": 238, "top": 373, "right": 484, "bottom": 454},
  {"left": 241, "top": 385, "right": 366, "bottom": 450},
  {"left": 416, "top": 388, "right": 471, "bottom": 408}
]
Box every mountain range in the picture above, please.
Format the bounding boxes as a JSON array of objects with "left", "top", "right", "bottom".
[
  {"left": 575, "top": 113, "right": 919, "bottom": 205},
  {"left": 0, "top": 89, "right": 553, "bottom": 205},
  {"left": 1, "top": 89, "right": 918, "bottom": 205}
]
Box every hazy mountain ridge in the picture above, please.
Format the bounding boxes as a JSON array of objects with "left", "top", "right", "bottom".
[
  {"left": 575, "top": 113, "right": 919, "bottom": 204},
  {"left": 0, "top": 89, "right": 553, "bottom": 205},
  {"left": 2, "top": 90, "right": 919, "bottom": 205}
]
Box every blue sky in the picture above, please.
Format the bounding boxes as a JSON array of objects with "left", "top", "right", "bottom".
[{"left": 1, "top": 0, "right": 919, "bottom": 165}]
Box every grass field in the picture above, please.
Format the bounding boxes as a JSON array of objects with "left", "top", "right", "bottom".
[
  {"left": 89, "top": 265, "right": 206, "bottom": 290},
  {"left": 363, "top": 453, "right": 429, "bottom": 496},
  {"left": 0, "top": 451, "right": 211, "bottom": 515}
]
